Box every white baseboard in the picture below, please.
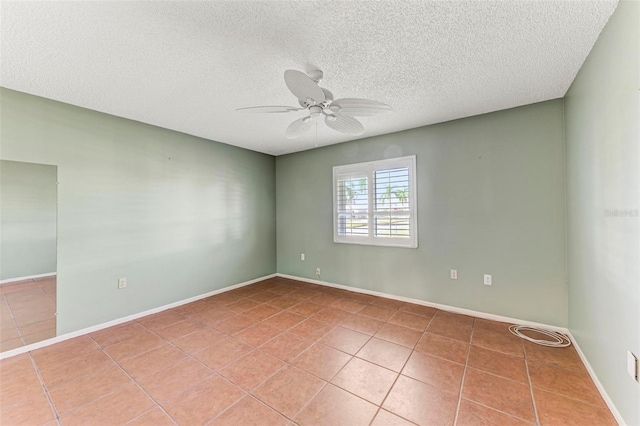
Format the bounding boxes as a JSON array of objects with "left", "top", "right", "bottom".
[
  {"left": 0, "top": 273, "right": 56, "bottom": 285},
  {"left": 277, "top": 273, "right": 569, "bottom": 333},
  {"left": 568, "top": 333, "right": 626, "bottom": 425},
  {"left": 0, "top": 273, "right": 276, "bottom": 360},
  {"left": 277, "top": 272, "right": 624, "bottom": 424}
]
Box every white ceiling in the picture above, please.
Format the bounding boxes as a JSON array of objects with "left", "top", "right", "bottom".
[{"left": 1, "top": 1, "right": 617, "bottom": 156}]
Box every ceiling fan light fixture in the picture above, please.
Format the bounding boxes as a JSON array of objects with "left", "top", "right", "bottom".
[{"left": 309, "top": 105, "right": 323, "bottom": 116}]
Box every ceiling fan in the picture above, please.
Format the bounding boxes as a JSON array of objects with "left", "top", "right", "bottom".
[{"left": 237, "top": 70, "right": 393, "bottom": 139}]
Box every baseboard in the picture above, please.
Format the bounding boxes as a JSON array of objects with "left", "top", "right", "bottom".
[
  {"left": 568, "top": 332, "right": 626, "bottom": 425},
  {"left": 0, "top": 273, "right": 56, "bottom": 285},
  {"left": 277, "top": 273, "right": 569, "bottom": 333},
  {"left": 0, "top": 273, "right": 276, "bottom": 360}
]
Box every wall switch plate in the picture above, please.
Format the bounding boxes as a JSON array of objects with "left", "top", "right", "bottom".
[
  {"left": 628, "top": 351, "right": 638, "bottom": 381},
  {"left": 484, "top": 274, "right": 492, "bottom": 286},
  {"left": 316, "top": 267, "right": 320, "bottom": 278},
  {"left": 301, "top": 253, "right": 305, "bottom": 261},
  {"left": 450, "top": 269, "right": 458, "bottom": 280},
  {"left": 118, "top": 278, "right": 127, "bottom": 289}
]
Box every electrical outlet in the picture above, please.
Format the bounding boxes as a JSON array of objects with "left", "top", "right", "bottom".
[
  {"left": 628, "top": 351, "right": 638, "bottom": 381},
  {"left": 301, "top": 253, "right": 305, "bottom": 261},
  {"left": 118, "top": 278, "right": 127, "bottom": 289},
  {"left": 450, "top": 269, "right": 458, "bottom": 280},
  {"left": 483, "top": 274, "right": 492, "bottom": 286},
  {"left": 316, "top": 267, "right": 321, "bottom": 278}
]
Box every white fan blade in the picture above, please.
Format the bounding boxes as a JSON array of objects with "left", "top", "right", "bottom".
[
  {"left": 285, "top": 116, "right": 316, "bottom": 139},
  {"left": 284, "top": 70, "right": 325, "bottom": 104},
  {"left": 236, "top": 106, "right": 302, "bottom": 114},
  {"left": 329, "top": 98, "right": 393, "bottom": 116},
  {"left": 324, "top": 113, "right": 365, "bottom": 135}
]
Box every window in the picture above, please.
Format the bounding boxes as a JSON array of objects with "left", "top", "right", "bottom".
[{"left": 333, "top": 155, "right": 417, "bottom": 248}]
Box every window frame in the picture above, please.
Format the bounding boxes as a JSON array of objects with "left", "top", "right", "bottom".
[{"left": 333, "top": 155, "right": 418, "bottom": 248}]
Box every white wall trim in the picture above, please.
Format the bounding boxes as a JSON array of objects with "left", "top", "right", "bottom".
[
  {"left": 567, "top": 332, "right": 626, "bottom": 426},
  {"left": 0, "top": 273, "right": 56, "bottom": 285},
  {"left": 0, "top": 273, "right": 276, "bottom": 360},
  {"left": 277, "top": 273, "right": 569, "bottom": 332}
]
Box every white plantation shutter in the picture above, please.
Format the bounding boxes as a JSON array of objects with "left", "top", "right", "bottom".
[
  {"left": 336, "top": 172, "right": 369, "bottom": 237},
  {"left": 333, "top": 156, "right": 417, "bottom": 248},
  {"left": 374, "top": 167, "right": 411, "bottom": 238}
]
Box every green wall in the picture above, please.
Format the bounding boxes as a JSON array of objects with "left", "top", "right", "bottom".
[
  {"left": 277, "top": 100, "right": 567, "bottom": 326},
  {"left": 0, "top": 88, "right": 276, "bottom": 334},
  {"left": 1, "top": 160, "right": 57, "bottom": 281},
  {"left": 565, "top": 1, "right": 640, "bottom": 424}
]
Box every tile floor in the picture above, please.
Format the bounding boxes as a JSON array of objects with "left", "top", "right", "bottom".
[
  {"left": 0, "top": 277, "right": 616, "bottom": 425},
  {"left": 0, "top": 277, "right": 57, "bottom": 352}
]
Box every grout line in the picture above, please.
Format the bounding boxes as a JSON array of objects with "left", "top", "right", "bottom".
[
  {"left": 462, "top": 362, "right": 531, "bottom": 384},
  {"left": 240, "top": 301, "right": 334, "bottom": 422},
  {"left": 371, "top": 310, "right": 439, "bottom": 426},
  {"left": 461, "top": 399, "right": 537, "bottom": 423},
  {"left": 41, "top": 283, "right": 57, "bottom": 305},
  {"left": 132, "top": 310, "right": 302, "bottom": 423},
  {"left": 27, "top": 352, "right": 61, "bottom": 422},
  {"left": 131, "top": 323, "right": 244, "bottom": 376},
  {"left": 191, "top": 373, "right": 253, "bottom": 426},
  {"left": 524, "top": 355, "right": 593, "bottom": 374},
  {"left": 1, "top": 282, "right": 57, "bottom": 350},
  {"left": 203, "top": 394, "right": 277, "bottom": 426},
  {"left": 286, "top": 333, "right": 378, "bottom": 418},
  {"left": 244, "top": 365, "right": 298, "bottom": 421},
  {"left": 3, "top": 292, "right": 27, "bottom": 348},
  {"left": 49, "top": 369, "right": 127, "bottom": 418},
  {"left": 523, "top": 341, "right": 541, "bottom": 426},
  {"left": 206, "top": 285, "right": 391, "bottom": 423},
  {"left": 287, "top": 377, "right": 329, "bottom": 423},
  {"left": 453, "top": 325, "right": 550, "bottom": 423},
  {"left": 89, "top": 334, "right": 189, "bottom": 425},
  {"left": 453, "top": 317, "right": 475, "bottom": 425},
  {"left": 210, "top": 283, "right": 329, "bottom": 422},
  {"left": 280, "top": 319, "right": 354, "bottom": 423},
  {"left": 124, "top": 406, "right": 174, "bottom": 425}
]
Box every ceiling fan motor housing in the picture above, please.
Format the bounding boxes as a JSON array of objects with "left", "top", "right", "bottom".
[{"left": 298, "top": 87, "right": 333, "bottom": 109}]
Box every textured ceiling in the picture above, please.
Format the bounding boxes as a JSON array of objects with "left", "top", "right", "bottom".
[{"left": 1, "top": 1, "right": 617, "bottom": 155}]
